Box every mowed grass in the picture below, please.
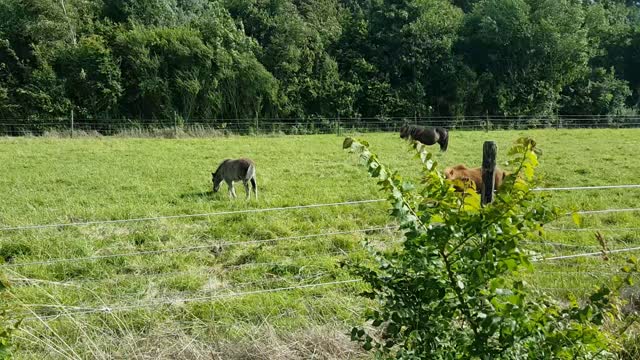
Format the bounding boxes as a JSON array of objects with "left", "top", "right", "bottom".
[{"left": 1, "top": 129, "right": 640, "bottom": 358}]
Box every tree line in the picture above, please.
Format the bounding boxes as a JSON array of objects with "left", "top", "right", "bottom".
[{"left": 1, "top": 0, "right": 639, "bottom": 127}]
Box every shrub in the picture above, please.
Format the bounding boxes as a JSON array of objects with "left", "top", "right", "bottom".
[{"left": 342, "top": 136, "right": 636, "bottom": 359}]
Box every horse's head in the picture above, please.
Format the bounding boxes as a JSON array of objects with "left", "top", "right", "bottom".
[
  {"left": 436, "top": 128, "right": 449, "bottom": 152},
  {"left": 212, "top": 171, "right": 222, "bottom": 192}
]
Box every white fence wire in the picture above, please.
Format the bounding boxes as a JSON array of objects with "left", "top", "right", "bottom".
[
  {"left": 19, "top": 279, "right": 362, "bottom": 321},
  {"left": 0, "top": 226, "right": 395, "bottom": 268},
  {"left": 5, "top": 182, "right": 640, "bottom": 322},
  {"left": 0, "top": 199, "right": 386, "bottom": 232},
  {"left": 1, "top": 183, "right": 640, "bottom": 232}
]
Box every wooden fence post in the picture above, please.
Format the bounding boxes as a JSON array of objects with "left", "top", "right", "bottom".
[
  {"left": 174, "top": 111, "right": 178, "bottom": 138},
  {"left": 70, "top": 109, "right": 74, "bottom": 138},
  {"left": 255, "top": 114, "right": 259, "bottom": 135},
  {"left": 481, "top": 141, "right": 497, "bottom": 206},
  {"left": 484, "top": 112, "right": 489, "bottom": 133}
]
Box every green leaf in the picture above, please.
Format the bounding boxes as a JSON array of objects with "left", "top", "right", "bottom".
[{"left": 463, "top": 192, "right": 481, "bottom": 211}]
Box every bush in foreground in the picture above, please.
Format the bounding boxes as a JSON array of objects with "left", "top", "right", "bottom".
[{"left": 343, "top": 136, "right": 637, "bottom": 359}]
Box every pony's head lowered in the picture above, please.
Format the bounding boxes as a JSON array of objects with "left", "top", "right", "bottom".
[
  {"left": 212, "top": 170, "right": 222, "bottom": 192},
  {"left": 399, "top": 125, "right": 411, "bottom": 140},
  {"left": 211, "top": 159, "right": 230, "bottom": 193}
]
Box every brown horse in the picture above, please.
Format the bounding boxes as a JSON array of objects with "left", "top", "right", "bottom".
[
  {"left": 444, "top": 164, "right": 508, "bottom": 193},
  {"left": 399, "top": 125, "right": 449, "bottom": 152}
]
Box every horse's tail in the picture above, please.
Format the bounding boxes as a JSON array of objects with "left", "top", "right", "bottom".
[
  {"left": 438, "top": 128, "right": 449, "bottom": 152},
  {"left": 246, "top": 163, "right": 256, "bottom": 181},
  {"left": 247, "top": 163, "right": 258, "bottom": 199}
]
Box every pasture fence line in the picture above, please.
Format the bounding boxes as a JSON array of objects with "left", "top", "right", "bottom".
[
  {"left": 8, "top": 267, "right": 334, "bottom": 288},
  {"left": 11, "top": 272, "right": 340, "bottom": 310},
  {"left": 546, "top": 226, "right": 640, "bottom": 232},
  {"left": 536, "top": 270, "right": 631, "bottom": 276},
  {"left": 521, "top": 240, "right": 601, "bottom": 249},
  {"left": 0, "top": 226, "right": 396, "bottom": 268},
  {"left": 17, "top": 244, "right": 640, "bottom": 321},
  {"left": 533, "top": 245, "right": 640, "bottom": 262},
  {"left": 17, "top": 279, "right": 362, "bottom": 321},
  {"left": 3, "top": 114, "right": 640, "bottom": 137},
  {"left": 0, "top": 199, "right": 386, "bottom": 232},
  {"left": 2, "top": 183, "right": 640, "bottom": 233},
  {"left": 532, "top": 184, "right": 640, "bottom": 191},
  {"left": 570, "top": 208, "right": 640, "bottom": 215}
]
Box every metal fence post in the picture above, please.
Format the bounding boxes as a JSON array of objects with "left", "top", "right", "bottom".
[{"left": 70, "top": 109, "right": 74, "bottom": 138}]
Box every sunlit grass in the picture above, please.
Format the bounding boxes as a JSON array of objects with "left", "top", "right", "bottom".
[{"left": 1, "top": 129, "right": 640, "bottom": 358}]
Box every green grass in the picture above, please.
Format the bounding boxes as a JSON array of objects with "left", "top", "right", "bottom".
[{"left": 1, "top": 129, "right": 640, "bottom": 358}]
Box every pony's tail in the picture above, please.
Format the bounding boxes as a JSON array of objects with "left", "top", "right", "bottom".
[
  {"left": 246, "top": 163, "right": 256, "bottom": 180},
  {"left": 439, "top": 129, "right": 449, "bottom": 152},
  {"left": 248, "top": 164, "right": 258, "bottom": 199},
  {"left": 250, "top": 177, "right": 258, "bottom": 200}
]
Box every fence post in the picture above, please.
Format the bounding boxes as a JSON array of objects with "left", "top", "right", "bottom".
[
  {"left": 481, "top": 141, "right": 497, "bottom": 206},
  {"left": 255, "top": 114, "right": 259, "bottom": 135},
  {"left": 70, "top": 109, "right": 74, "bottom": 138},
  {"left": 484, "top": 112, "right": 489, "bottom": 132},
  {"left": 174, "top": 111, "right": 178, "bottom": 138}
]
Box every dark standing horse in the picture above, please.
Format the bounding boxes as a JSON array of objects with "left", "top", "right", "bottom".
[{"left": 399, "top": 125, "right": 449, "bottom": 152}]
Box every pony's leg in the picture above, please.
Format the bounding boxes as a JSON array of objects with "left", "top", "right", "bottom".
[
  {"left": 227, "top": 180, "right": 236, "bottom": 198},
  {"left": 243, "top": 180, "right": 250, "bottom": 200}
]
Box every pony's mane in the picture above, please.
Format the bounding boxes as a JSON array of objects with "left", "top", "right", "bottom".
[{"left": 213, "top": 159, "right": 231, "bottom": 175}]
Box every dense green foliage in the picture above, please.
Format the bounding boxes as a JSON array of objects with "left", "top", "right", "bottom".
[
  {"left": 0, "top": 0, "right": 639, "bottom": 125},
  {"left": 343, "top": 136, "right": 638, "bottom": 358}
]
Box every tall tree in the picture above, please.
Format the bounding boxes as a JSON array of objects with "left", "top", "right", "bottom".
[{"left": 458, "top": 0, "right": 596, "bottom": 115}]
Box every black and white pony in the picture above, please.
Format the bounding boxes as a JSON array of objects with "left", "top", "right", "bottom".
[
  {"left": 212, "top": 158, "right": 258, "bottom": 200},
  {"left": 399, "top": 125, "right": 449, "bottom": 152}
]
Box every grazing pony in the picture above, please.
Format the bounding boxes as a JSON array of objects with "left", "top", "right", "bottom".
[
  {"left": 212, "top": 158, "right": 258, "bottom": 200},
  {"left": 400, "top": 125, "right": 449, "bottom": 152},
  {"left": 444, "top": 164, "right": 508, "bottom": 193}
]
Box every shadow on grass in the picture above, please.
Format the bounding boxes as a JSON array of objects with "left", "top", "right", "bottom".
[{"left": 179, "top": 190, "right": 222, "bottom": 200}]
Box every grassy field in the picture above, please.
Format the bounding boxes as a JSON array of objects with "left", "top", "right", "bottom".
[{"left": 1, "top": 129, "right": 640, "bottom": 359}]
